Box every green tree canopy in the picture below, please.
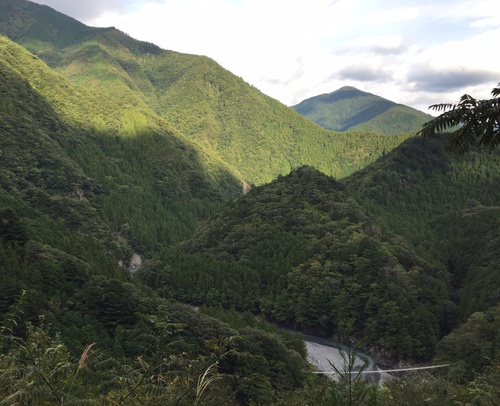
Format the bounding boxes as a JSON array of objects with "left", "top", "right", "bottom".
[{"left": 419, "top": 82, "right": 500, "bottom": 153}]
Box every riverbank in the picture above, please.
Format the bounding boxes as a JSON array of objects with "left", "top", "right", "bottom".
[{"left": 301, "top": 333, "right": 393, "bottom": 385}]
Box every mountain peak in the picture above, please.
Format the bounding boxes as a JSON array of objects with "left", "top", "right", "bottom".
[
  {"left": 336, "top": 85, "right": 362, "bottom": 92},
  {"left": 292, "top": 87, "right": 432, "bottom": 134}
]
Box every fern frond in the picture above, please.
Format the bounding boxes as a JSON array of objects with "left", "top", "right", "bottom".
[{"left": 491, "top": 82, "right": 500, "bottom": 97}]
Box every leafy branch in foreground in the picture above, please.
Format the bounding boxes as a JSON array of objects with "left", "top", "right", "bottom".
[{"left": 419, "top": 82, "right": 500, "bottom": 153}]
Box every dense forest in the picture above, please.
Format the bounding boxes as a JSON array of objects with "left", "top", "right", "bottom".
[
  {"left": 142, "top": 137, "right": 499, "bottom": 360},
  {"left": 0, "top": 0, "right": 499, "bottom": 404},
  {"left": 143, "top": 165, "right": 448, "bottom": 360}
]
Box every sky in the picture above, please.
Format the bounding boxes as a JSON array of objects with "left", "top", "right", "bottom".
[{"left": 33, "top": 0, "right": 500, "bottom": 113}]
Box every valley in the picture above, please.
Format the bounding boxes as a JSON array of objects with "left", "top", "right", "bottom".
[{"left": 0, "top": 0, "right": 499, "bottom": 404}]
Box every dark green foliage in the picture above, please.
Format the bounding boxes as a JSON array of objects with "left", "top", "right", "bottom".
[
  {"left": 0, "top": 297, "right": 314, "bottom": 405},
  {"left": 434, "top": 305, "right": 500, "bottom": 383},
  {"left": 0, "top": 1, "right": 498, "bottom": 403},
  {"left": 293, "top": 86, "right": 433, "bottom": 135},
  {"left": 344, "top": 136, "right": 500, "bottom": 322},
  {"left": 0, "top": 208, "right": 28, "bottom": 247},
  {"left": 382, "top": 363, "right": 500, "bottom": 406},
  {"left": 419, "top": 82, "right": 500, "bottom": 153},
  {"left": 143, "top": 166, "right": 448, "bottom": 360}
]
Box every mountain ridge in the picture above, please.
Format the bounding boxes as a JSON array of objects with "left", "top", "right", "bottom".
[{"left": 0, "top": 0, "right": 412, "bottom": 185}]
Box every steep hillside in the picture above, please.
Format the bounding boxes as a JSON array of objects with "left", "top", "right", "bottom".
[
  {"left": 343, "top": 136, "right": 500, "bottom": 321},
  {"left": 0, "top": 34, "right": 242, "bottom": 250},
  {"left": 0, "top": 0, "right": 411, "bottom": 185},
  {"left": 292, "top": 86, "right": 433, "bottom": 135},
  {"left": 139, "top": 56, "right": 413, "bottom": 183},
  {"left": 140, "top": 136, "right": 500, "bottom": 362},
  {"left": 0, "top": 32, "right": 243, "bottom": 321}
]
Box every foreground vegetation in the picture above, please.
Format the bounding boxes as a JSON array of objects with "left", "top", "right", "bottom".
[{"left": 1, "top": 301, "right": 499, "bottom": 405}]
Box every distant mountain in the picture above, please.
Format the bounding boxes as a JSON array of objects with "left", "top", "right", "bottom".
[{"left": 292, "top": 86, "right": 433, "bottom": 135}]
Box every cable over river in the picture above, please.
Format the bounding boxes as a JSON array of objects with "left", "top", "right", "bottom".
[
  {"left": 301, "top": 333, "right": 449, "bottom": 385},
  {"left": 301, "top": 333, "right": 392, "bottom": 385}
]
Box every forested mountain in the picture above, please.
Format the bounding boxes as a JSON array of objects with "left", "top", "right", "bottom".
[
  {"left": 0, "top": 34, "right": 318, "bottom": 406},
  {"left": 145, "top": 135, "right": 499, "bottom": 357},
  {"left": 344, "top": 136, "right": 500, "bottom": 322},
  {"left": 0, "top": 35, "right": 242, "bottom": 253},
  {"left": 139, "top": 135, "right": 500, "bottom": 395},
  {"left": 292, "top": 86, "right": 433, "bottom": 135},
  {"left": 1, "top": 0, "right": 499, "bottom": 404},
  {"left": 140, "top": 164, "right": 449, "bottom": 360},
  {"left": 0, "top": 0, "right": 411, "bottom": 185}
]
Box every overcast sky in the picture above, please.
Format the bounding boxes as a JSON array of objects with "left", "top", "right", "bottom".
[{"left": 33, "top": 0, "right": 499, "bottom": 112}]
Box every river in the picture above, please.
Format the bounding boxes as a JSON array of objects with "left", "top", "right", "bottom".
[{"left": 300, "top": 333, "right": 392, "bottom": 385}]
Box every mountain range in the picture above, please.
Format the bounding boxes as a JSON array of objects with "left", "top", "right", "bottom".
[
  {"left": 0, "top": 0, "right": 499, "bottom": 404},
  {"left": 0, "top": 0, "right": 416, "bottom": 186},
  {"left": 292, "top": 86, "right": 433, "bottom": 135}
]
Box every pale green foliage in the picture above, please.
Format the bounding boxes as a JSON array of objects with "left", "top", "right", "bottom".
[{"left": 0, "top": 322, "right": 79, "bottom": 405}]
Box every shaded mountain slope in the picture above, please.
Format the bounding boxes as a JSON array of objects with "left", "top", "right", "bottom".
[
  {"left": 0, "top": 35, "right": 242, "bottom": 252},
  {"left": 343, "top": 136, "right": 500, "bottom": 321},
  {"left": 292, "top": 86, "right": 433, "bottom": 135}
]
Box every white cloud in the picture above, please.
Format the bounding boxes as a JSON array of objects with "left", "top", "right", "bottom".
[
  {"left": 32, "top": 0, "right": 129, "bottom": 21},
  {"left": 33, "top": 0, "right": 500, "bottom": 112}
]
